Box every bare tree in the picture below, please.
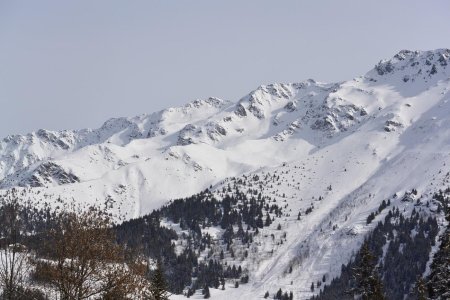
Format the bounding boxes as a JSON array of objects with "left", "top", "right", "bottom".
[
  {"left": 0, "top": 189, "right": 30, "bottom": 300},
  {"left": 35, "top": 206, "right": 150, "bottom": 299}
]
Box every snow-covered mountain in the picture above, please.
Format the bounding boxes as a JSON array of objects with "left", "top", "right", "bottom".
[{"left": 1, "top": 49, "right": 450, "bottom": 299}]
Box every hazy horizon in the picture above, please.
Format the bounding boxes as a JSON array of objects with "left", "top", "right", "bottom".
[{"left": 1, "top": 0, "right": 449, "bottom": 137}]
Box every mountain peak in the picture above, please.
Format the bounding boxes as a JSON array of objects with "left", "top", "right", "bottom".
[{"left": 368, "top": 48, "right": 450, "bottom": 79}]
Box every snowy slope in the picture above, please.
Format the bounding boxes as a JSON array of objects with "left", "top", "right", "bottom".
[{"left": 1, "top": 49, "right": 450, "bottom": 298}]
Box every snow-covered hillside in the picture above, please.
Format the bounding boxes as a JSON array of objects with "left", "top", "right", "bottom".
[{"left": 1, "top": 49, "right": 450, "bottom": 298}]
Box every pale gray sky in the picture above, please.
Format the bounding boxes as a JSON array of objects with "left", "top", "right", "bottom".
[{"left": 0, "top": 0, "right": 449, "bottom": 137}]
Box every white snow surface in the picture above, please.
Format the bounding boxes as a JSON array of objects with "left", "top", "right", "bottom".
[{"left": 1, "top": 49, "right": 450, "bottom": 298}]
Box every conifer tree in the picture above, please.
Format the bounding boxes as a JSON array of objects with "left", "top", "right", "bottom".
[
  {"left": 276, "top": 288, "right": 282, "bottom": 299},
  {"left": 415, "top": 277, "right": 427, "bottom": 300},
  {"left": 203, "top": 285, "right": 210, "bottom": 299},
  {"left": 427, "top": 217, "right": 450, "bottom": 298},
  {"left": 352, "top": 242, "right": 385, "bottom": 300},
  {"left": 149, "top": 261, "right": 170, "bottom": 300}
]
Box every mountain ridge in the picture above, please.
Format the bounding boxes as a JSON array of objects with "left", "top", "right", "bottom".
[
  {"left": 1, "top": 48, "right": 450, "bottom": 299},
  {"left": 0, "top": 48, "right": 449, "bottom": 216}
]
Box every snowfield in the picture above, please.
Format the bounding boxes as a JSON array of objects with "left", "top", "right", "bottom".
[{"left": 1, "top": 49, "right": 450, "bottom": 299}]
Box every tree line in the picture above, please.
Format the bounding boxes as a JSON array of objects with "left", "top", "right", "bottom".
[{"left": 0, "top": 186, "right": 283, "bottom": 298}]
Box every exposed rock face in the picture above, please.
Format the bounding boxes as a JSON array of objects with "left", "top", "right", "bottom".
[
  {"left": 24, "top": 162, "right": 80, "bottom": 187},
  {"left": 177, "top": 124, "right": 198, "bottom": 145}
]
